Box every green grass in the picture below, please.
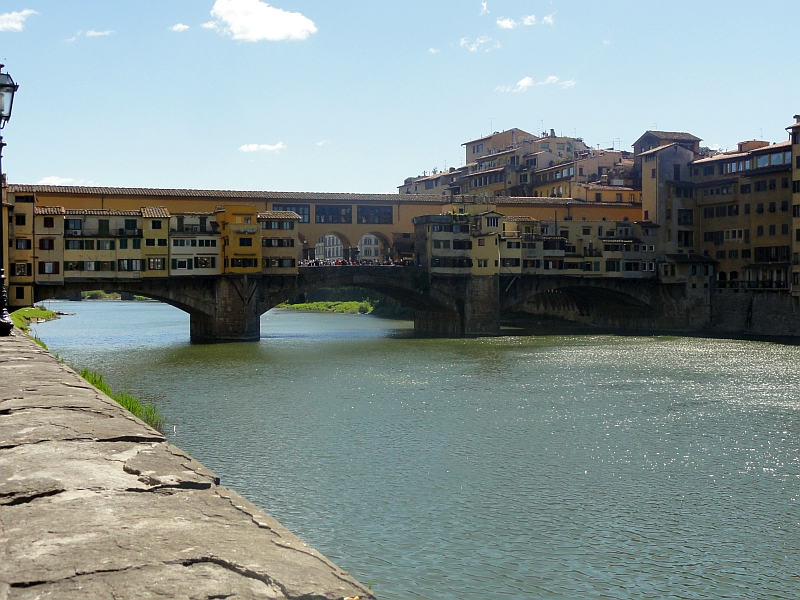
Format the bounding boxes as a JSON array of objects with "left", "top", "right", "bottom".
[
  {"left": 79, "top": 368, "right": 165, "bottom": 432},
  {"left": 279, "top": 300, "right": 373, "bottom": 314},
  {"left": 10, "top": 305, "right": 58, "bottom": 331}
]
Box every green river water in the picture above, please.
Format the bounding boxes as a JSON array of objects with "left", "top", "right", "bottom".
[{"left": 36, "top": 301, "right": 800, "bottom": 599}]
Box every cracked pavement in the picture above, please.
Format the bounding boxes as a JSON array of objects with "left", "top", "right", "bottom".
[{"left": 0, "top": 332, "right": 375, "bottom": 600}]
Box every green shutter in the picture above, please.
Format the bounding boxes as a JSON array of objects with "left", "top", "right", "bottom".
[{"left": 171, "top": 259, "right": 177, "bottom": 270}]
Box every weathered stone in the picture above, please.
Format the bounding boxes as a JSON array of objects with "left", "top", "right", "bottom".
[{"left": 0, "top": 333, "right": 375, "bottom": 600}]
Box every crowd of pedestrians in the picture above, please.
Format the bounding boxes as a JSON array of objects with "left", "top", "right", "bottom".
[{"left": 299, "top": 258, "right": 413, "bottom": 267}]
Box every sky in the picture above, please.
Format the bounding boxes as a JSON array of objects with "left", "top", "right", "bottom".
[{"left": 0, "top": 0, "right": 798, "bottom": 193}]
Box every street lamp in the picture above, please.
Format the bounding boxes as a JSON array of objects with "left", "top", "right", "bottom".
[{"left": 0, "top": 64, "right": 19, "bottom": 336}]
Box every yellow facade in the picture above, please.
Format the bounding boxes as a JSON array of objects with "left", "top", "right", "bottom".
[
  {"left": 217, "top": 205, "right": 260, "bottom": 274},
  {"left": 8, "top": 196, "right": 34, "bottom": 307},
  {"left": 258, "top": 211, "right": 301, "bottom": 274},
  {"left": 140, "top": 207, "right": 170, "bottom": 277}
]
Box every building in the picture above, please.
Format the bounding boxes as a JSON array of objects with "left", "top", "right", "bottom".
[{"left": 259, "top": 210, "right": 300, "bottom": 274}]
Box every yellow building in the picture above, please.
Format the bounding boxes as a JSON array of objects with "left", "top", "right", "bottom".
[
  {"left": 788, "top": 115, "right": 800, "bottom": 293},
  {"left": 33, "top": 206, "right": 65, "bottom": 286},
  {"left": 258, "top": 210, "right": 301, "bottom": 274},
  {"left": 141, "top": 207, "right": 170, "bottom": 277},
  {"left": 8, "top": 194, "right": 34, "bottom": 307},
  {"left": 216, "top": 205, "right": 260, "bottom": 274}
]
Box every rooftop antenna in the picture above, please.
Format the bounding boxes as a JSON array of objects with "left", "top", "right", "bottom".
[
  {"left": 758, "top": 127, "right": 763, "bottom": 139},
  {"left": 490, "top": 118, "right": 493, "bottom": 132},
  {"left": 613, "top": 137, "right": 621, "bottom": 151}
]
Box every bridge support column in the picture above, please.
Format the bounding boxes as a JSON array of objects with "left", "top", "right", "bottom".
[
  {"left": 415, "top": 275, "right": 500, "bottom": 337},
  {"left": 189, "top": 277, "right": 261, "bottom": 343}
]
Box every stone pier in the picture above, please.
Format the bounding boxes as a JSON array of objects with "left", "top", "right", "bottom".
[{"left": 0, "top": 332, "right": 375, "bottom": 599}]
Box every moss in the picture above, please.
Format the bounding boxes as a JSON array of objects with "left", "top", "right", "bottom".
[
  {"left": 79, "top": 368, "right": 165, "bottom": 432},
  {"left": 278, "top": 300, "right": 373, "bottom": 314}
]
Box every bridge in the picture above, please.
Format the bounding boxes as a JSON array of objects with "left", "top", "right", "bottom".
[{"left": 33, "top": 268, "right": 713, "bottom": 342}]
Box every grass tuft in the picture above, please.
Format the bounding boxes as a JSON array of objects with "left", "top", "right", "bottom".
[{"left": 79, "top": 368, "right": 165, "bottom": 431}]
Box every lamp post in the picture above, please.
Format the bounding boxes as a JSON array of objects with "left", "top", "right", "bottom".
[{"left": 0, "top": 64, "right": 19, "bottom": 336}]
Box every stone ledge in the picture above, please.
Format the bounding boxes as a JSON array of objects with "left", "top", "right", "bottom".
[{"left": 0, "top": 331, "right": 374, "bottom": 600}]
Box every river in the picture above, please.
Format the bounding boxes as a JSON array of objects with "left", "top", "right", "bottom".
[{"left": 35, "top": 300, "right": 800, "bottom": 599}]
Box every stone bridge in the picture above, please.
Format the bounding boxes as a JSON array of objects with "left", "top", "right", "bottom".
[
  {"left": 33, "top": 267, "right": 501, "bottom": 342},
  {"left": 34, "top": 269, "right": 712, "bottom": 342},
  {"left": 499, "top": 274, "right": 712, "bottom": 331}
]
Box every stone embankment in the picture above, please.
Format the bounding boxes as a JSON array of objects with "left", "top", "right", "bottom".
[{"left": 0, "top": 332, "right": 374, "bottom": 600}]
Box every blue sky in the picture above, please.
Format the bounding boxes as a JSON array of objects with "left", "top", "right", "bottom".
[{"left": 0, "top": 1, "right": 797, "bottom": 193}]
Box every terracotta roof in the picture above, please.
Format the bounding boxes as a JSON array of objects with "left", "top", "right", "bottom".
[
  {"left": 141, "top": 206, "right": 170, "bottom": 218},
  {"left": 639, "top": 143, "right": 677, "bottom": 156},
  {"left": 751, "top": 140, "right": 791, "bottom": 153},
  {"left": 469, "top": 166, "right": 506, "bottom": 176},
  {"left": 503, "top": 215, "right": 539, "bottom": 222},
  {"left": 496, "top": 197, "right": 639, "bottom": 207},
  {"left": 579, "top": 184, "right": 639, "bottom": 192},
  {"left": 257, "top": 211, "right": 301, "bottom": 220},
  {"left": 476, "top": 148, "right": 518, "bottom": 160},
  {"left": 172, "top": 211, "right": 215, "bottom": 216},
  {"left": 637, "top": 131, "right": 702, "bottom": 143},
  {"left": 65, "top": 209, "right": 141, "bottom": 216},
  {"left": 691, "top": 151, "right": 748, "bottom": 164},
  {"left": 34, "top": 206, "right": 66, "bottom": 215},
  {"left": 6, "top": 184, "right": 445, "bottom": 204}
]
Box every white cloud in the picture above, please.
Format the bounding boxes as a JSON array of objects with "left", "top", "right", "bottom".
[
  {"left": 480, "top": 2, "right": 489, "bottom": 15},
  {"left": 238, "top": 142, "right": 286, "bottom": 153},
  {"left": 541, "top": 14, "right": 555, "bottom": 25},
  {"left": 522, "top": 15, "right": 536, "bottom": 25},
  {"left": 207, "top": 0, "right": 317, "bottom": 42},
  {"left": 37, "top": 176, "right": 99, "bottom": 186},
  {"left": 428, "top": 47, "right": 439, "bottom": 54},
  {"left": 86, "top": 29, "right": 114, "bottom": 37},
  {"left": 460, "top": 35, "right": 493, "bottom": 52},
  {"left": 0, "top": 9, "right": 37, "bottom": 32},
  {"left": 496, "top": 75, "right": 574, "bottom": 92},
  {"left": 66, "top": 31, "right": 82, "bottom": 43},
  {"left": 496, "top": 18, "right": 516, "bottom": 29},
  {"left": 170, "top": 23, "right": 189, "bottom": 32},
  {"left": 316, "top": 140, "right": 330, "bottom": 146}
]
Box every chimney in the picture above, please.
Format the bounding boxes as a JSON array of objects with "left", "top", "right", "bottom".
[
  {"left": 795, "top": 114, "right": 800, "bottom": 124},
  {"left": 550, "top": 129, "right": 556, "bottom": 138}
]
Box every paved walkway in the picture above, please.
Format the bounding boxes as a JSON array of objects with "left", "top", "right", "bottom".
[{"left": 0, "top": 331, "right": 373, "bottom": 600}]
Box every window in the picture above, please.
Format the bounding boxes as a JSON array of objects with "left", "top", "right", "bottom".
[
  {"left": 519, "top": 174, "right": 528, "bottom": 184},
  {"left": 15, "top": 287, "right": 24, "bottom": 300},
  {"left": 15, "top": 214, "right": 25, "bottom": 226},
  {"left": 148, "top": 258, "right": 165, "bottom": 270},
  {"left": 756, "top": 203, "right": 764, "bottom": 214},
  {"left": 171, "top": 258, "right": 192, "bottom": 270},
  {"left": 357, "top": 206, "right": 393, "bottom": 224},
  {"left": 43, "top": 217, "right": 54, "bottom": 228},
  {"left": 744, "top": 203, "right": 751, "bottom": 215},
  {"left": 151, "top": 220, "right": 162, "bottom": 229},
  {"left": 195, "top": 257, "right": 216, "bottom": 269},
  {"left": 14, "top": 263, "right": 31, "bottom": 276},
  {"left": 133, "top": 239, "right": 141, "bottom": 249},
  {"left": 742, "top": 249, "right": 751, "bottom": 259},
  {"left": 125, "top": 219, "right": 137, "bottom": 231},
  {"left": 794, "top": 181, "right": 800, "bottom": 193},
  {"left": 230, "top": 258, "right": 258, "bottom": 268},
  {"left": 146, "top": 239, "right": 155, "bottom": 246},
  {"left": 315, "top": 205, "right": 352, "bottom": 224},
  {"left": 119, "top": 239, "right": 128, "bottom": 249},
  {"left": 782, "top": 223, "right": 789, "bottom": 235},
  {"left": 15, "top": 239, "right": 32, "bottom": 250},
  {"left": 239, "top": 237, "right": 253, "bottom": 247},
  {"left": 755, "top": 181, "right": 767, "bottom": 192},
  {"left": 157, "top": 239, "right": 167, "bottom": 247},
  {"left": 66, "top": 219, "right": 82, "bottom": 231},
  {"left": 728, "top": 250, "right": 738, "bottom": 259},
  {"left": 273, "top": 204, "right": 309, "bottom": 222},
  {"left": 740, "top": 184, "right": 751, "bottom": 194},
  {"left": 782, "top": 177, "right": 789, "bottom": 189},
  {"left": 769, "top": 225, "right": 776, "bottom": 236},
  {"left": 97, "top": 240, "right": 115, "bottom": 250},
  {"left": 39, "top": 239, "right": 55, "bottom": 250},
  {"left": 757, "top": 225, "right": 764, "bottom": 236},
  {"left": 781, "top": 200, "right": 789, "bottom": 212},
  {"left": 769, "top": 202, "right": 776, "bottom": 213},
  {"left": 651, "top": 168, "right": 656, "bottom": 178},
  {"left": 486, "top": 217, "right": 499, "bottom": 227},
  {"left": 677, "top": 231, "right": 693, "bottom": 247}
]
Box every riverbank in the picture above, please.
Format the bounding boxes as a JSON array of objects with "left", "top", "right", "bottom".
[
  {"left": 10, "top": 305, "right": 58, "bottom": 331},
  {"left": 0, "top": 332, "right": 375, "bottom": 599}
]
